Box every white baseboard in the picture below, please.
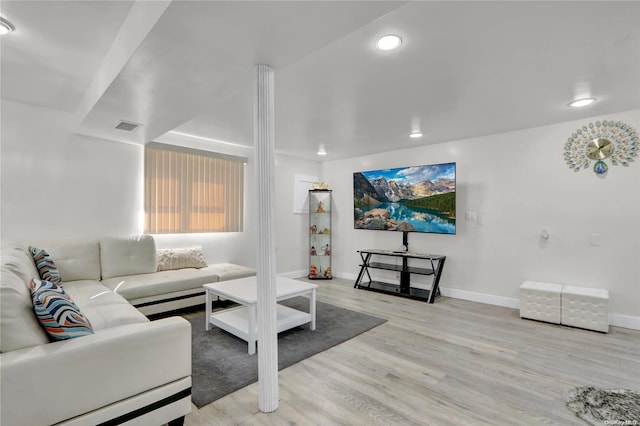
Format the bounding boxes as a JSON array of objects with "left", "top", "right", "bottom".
[
  {"left": 609, "top": 313, "right": 640, "bottom": 330},
  {"left": 336, "top": 271, "right": 520, "bottom": 309},
  {"left": 278, "top": 270, "right": 308, "bottom": 279},
  {"left": 280, "top": 270, "right": 640, "bottom": 330},
  {"left": 440, "top": 287, "right": 520, "bottom": 310},
  {"left": 334, "top": 271, "right": 358, "bottom": 281}
]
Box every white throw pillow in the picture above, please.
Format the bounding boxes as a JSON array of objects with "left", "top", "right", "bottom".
[{"left": 156, "top": 247, "right": 208, "bottom": 271}]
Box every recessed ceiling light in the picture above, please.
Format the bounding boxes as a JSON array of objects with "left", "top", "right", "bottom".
[
  {"left": 409, "top": 132, "right": 423, "bottom": 138},
  {"left": 0, "top": 17, "right": 15, "bottom": 35},
  {"left": 376, "top": 34, "right": 402, "bottom": 51},
  {"left": 568, "top": 97, "right": 596, "bottom": 108},
  {"left": 317, "top": 144, "right": 327, "bottom": 156}
]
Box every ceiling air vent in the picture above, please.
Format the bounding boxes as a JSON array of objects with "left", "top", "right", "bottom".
[{"left": 115, "top": 121, "right": 141, "bottom": 131}]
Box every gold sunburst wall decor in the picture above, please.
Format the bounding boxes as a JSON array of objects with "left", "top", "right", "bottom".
[{"left": 563, "top": 120, "right": 639, "bottom": 175}]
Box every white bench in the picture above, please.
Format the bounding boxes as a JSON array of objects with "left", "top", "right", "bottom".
[
  {"left": 519, "top": 281, "right": 609, "bottom": 333},
  {"left": 519, "top": 281, "right": 562, "bottom": 324},
  {"left": 561, "top": 285, "right": 609, "bottom": 333}
]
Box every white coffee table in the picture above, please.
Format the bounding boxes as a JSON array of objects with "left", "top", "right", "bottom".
[{"left": 203, "top": 276, "right": 318, "bottom": 355}]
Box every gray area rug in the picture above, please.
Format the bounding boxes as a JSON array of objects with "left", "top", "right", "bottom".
[
  {"left": 188, "top": 297, "right": 386, "bottom": 408},
  {"left": 566, "top": 386, "right": 640, "bottom": 425}
]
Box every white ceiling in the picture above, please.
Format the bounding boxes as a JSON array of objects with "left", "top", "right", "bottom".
[{"left": 2, "top": 1, "right": 639, "bottom": 161}]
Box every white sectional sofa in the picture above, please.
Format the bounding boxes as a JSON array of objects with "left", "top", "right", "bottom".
[{"left": 0, "top": 235, "right": 255, "bottom": 426}]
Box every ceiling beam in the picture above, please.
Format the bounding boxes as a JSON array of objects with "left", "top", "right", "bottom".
[{"left": 74, "top": 0, "right": 172, "bottom": 128}]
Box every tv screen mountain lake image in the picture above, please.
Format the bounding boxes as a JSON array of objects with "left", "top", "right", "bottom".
[{"left": 353, "top": 163, "right": 456, "bottom": 234}]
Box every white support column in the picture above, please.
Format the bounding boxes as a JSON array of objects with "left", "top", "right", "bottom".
[{"left": 254, "top": 64, "right": 279, "bottom": 412}]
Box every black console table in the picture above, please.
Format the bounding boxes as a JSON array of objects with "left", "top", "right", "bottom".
[{"left": 354, "top": 249, "right": 446, "bottom": 303}]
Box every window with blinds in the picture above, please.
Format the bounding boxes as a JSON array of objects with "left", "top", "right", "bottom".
[{"left": 144, "top": 142, "right": 246, "bottom": 234}]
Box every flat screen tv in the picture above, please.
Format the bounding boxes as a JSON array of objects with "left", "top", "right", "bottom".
[{"left": 353, "top": 162, "right": 456, "bottom": 234}]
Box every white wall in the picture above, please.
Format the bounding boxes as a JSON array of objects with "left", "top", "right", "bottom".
[
  {"left": 0, "top": 99, "right": 256, "bottom": 268},
  {"left": 1, "top": 100, "right": 143, "bottom": 240},
  {"left": 1, "top": 99, "right": 318, "bottom": 272},
  {"left": 3, "top": 98, "right": 637, "bottom": 327},
  {"left": 322, "top": 109, "right": 640, "bottom": 328},
  {"left": 274, "top": 155, "right": 321, "bottom": 275}
]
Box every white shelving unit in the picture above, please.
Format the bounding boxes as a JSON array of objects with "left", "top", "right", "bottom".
[{"left": 308, "top": 189, "right": 332, "bottom": 279}]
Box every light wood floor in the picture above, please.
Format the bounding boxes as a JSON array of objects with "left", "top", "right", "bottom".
[{"left": 184, "top": 278, "right": 640, "bottom": 425}]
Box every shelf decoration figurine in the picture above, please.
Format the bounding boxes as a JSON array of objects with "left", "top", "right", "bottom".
[
  {"left": 563, "top": 120, "right": 638, "bottom": 175},
  {"left": 309, "top": 264, "right": 318, "bottom": 278}
]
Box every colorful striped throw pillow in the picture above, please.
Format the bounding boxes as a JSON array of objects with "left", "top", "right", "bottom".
[
  {"left": 29, "top": 246, "right": 62, "bottom": 285},
  {"left": 29, "top": 278, "right": 94, "bottom": 341}
]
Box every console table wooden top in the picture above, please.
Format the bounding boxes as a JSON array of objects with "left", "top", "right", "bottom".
[{"left": 358, "top": 249, "right": 445, "bottom": 260}]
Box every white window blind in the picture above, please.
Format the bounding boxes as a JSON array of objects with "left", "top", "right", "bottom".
[{"left": 144, "top": 142, "right": 246, "bottom": 234}]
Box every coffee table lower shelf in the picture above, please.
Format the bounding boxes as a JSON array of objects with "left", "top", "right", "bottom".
[{"left": 209, "top": 304, "right": 312, "bottom": 350}]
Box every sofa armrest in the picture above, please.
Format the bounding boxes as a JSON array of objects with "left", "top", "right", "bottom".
[{"left": 0, "top": 317, "right": 191, "bottom": 426}]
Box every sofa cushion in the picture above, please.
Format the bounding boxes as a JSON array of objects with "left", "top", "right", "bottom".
[
  {"left": 30, "top": 278, "right": 94, "bottom": 341},
  {"left": 62, "top": 280, "right": 148, "bottom": 330},
  {"left": 80, "top": 303, "right": 151, "bottom": 331},
  {"left": 156, "top": 247, "right": 208, "bottom": 271},
  {"left": 101, "top": 266, "right": 222, "bottom": 301},
  {"left": 62, "top": 280, "right": 131, "bottom": 308},
  {"left": 33, "top": 239, "right": 101, "bottom": 281},
  {"left": 0, "top": 265, "right": 49, "bottom": 352},
  {"left": 29, "top": 246, "right": 62, "bottom": 285},
  {"left": 100, "top": 235, "right": 156, "bottom": 279},
  {"left": 208, "top": 263, "right": 256, "bottom": 281},
  {"left": 101, "top": 263, "right": 255, "bottom": 301}
]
